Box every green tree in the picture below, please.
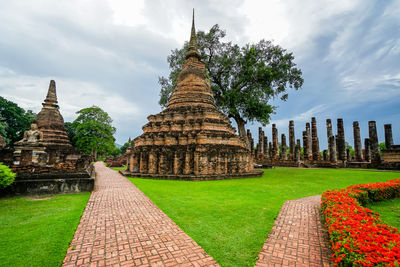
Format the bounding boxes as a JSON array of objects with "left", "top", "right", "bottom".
[
  {"left": 159, "top": 25, "right": 303, "bottom": 138},
  {"left": 119, "top": 140, "right": 133, "bottom": 155},
  {"left": 379, "top": 142, "right": 386, "bottom": 151},
  {"left": 71, "top": 106, "right": 116, "bottom": 160},
  {"left": 64, "top": 122, "right": 76, "bottom": 146},
  {"left": 0, "top": 163, "right": 15, "bottom": 189},
  {"left": 0, "top": 96, "right": 36, "bottom": 146},
  {"left": 345, "top": 142, "right": 355, "bottom": 158}
]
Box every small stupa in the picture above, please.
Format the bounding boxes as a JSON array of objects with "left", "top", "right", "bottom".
[
  {"left": 126, "top": 11, "right": 262, "bottom": 179},
  {"left": 14, "top": 80, "right": 75, "bottom": 166}
]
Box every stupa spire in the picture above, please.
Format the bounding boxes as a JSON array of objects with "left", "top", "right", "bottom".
[
  {"left": 44, "top": 80, "right": 58, "bottom": 105},
  {"left": 185, "top": 9, "right": 200, "bottom": 60}
]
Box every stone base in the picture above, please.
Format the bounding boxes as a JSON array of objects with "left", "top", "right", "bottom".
[
  {"left": 1, "top": 171, "right": 94, "bottom": 196},
  {"left": 347, "top": 162, "right": 371, "bottom": 169},
  {"left": 120, "top": 169, "right": 264, "bottom": 181},
  {"left": 378, "top": 162, "right": 400, "bottom": 170}
]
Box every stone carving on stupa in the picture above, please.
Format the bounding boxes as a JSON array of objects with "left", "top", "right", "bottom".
[{"left": 125, "top": 11, "right": 262, "bottom": 179}]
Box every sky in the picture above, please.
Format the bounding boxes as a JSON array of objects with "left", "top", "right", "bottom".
[{"left": 0, "top": 0, "right": 399, "bottom": 149}]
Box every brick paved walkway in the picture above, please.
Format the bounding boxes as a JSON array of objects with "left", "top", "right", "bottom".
[
  {"left": 63, "top": 162, "right": 218, "bottom": 267},
  {"left": 255, "top": 195, "right": 332, "bottom": 267}
]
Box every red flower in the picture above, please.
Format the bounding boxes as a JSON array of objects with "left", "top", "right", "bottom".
[{"left": 321, "top": 179, "right": 400, "bottom": 266}]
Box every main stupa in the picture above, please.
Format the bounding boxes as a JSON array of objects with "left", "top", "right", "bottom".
[{"left": 125, "top": 12, "right": 262, "bottom": 180}]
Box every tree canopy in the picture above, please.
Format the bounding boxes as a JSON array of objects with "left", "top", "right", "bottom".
[
  {"left": 0, "top": 96, "right": 36, "bottom": 146},
  {"left": 159, "top": 25, "right": 303, "bottom": 137},
  {"left": 70, "top": 106, "right": 116, "bottom": 159}
]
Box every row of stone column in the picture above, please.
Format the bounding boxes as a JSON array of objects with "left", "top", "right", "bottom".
[{"left": 254, "top": 118, "right": 395, "bottom": 164}]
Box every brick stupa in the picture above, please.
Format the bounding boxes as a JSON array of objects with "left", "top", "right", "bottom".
[
  {"left": 14, "top": 80, "right": 80, "bottom": 167},
  {"left": 34, "top": 80, "right": 72, "bottom": 148},
  {"left": 126, "top": 12, "right": 262, "bottom": 180}
]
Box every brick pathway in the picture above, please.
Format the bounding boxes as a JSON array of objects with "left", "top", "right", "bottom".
[
  {"left": 255, "top": 195, "right": 332, "bottom": 267},
  {"left": 63, "top": 162, "right": 218, "bottom": 267}
]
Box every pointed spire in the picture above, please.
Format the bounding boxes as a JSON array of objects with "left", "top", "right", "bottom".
[
  {"left": 185, "top": 9, "right": 201, "bottom": 60},
  {"left": 44, "top": 80, "right": 58, "bottom": 105}
]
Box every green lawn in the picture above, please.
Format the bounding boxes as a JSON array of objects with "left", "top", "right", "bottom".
[
  {"left": 367, "top": 197, "right": 400, "bottom": 230},
  {"left": 0, "top": 193, "right": 90, "bottom": 267},
  {"left": 128, "top": 168, "right": 400, "bottom": 267}
]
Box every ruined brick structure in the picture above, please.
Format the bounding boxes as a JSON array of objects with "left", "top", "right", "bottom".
[
  {"left": 5, "top": 80, "right": 94, "bottom": 195},
  {"left": 380, "top": 123, "right": 400, "bottom": 169},
  {"left": 311, "top": 117, "right": 320, "bottom": 161},
  {"left": 272, "top": 124, "right": 279, "bottom": 160},
  {"left": 306, "top": 123, "right": 312, "bottom": 160},
  {"left": 368, "top": 121, "right": 381, "bottom": 166},
  {"left": 384, "top": 124, "right": 394, "bottom": 149},
  {"left": 253, "top": 117, "right": 400, "bottom": 170},
  {"left": 281, "top": 134, "right": 287, "bottom": 160},
  {"left": 353, "top": 121, "right": 363, "bottom": 162},
  {"left": 125, "top": 14, "right": 261, "bottom": 179},
  {"left": 289, "top": 120, "right": 295, "bottom": 160},
  {"left": 337, "top": 118, "right": 346, "bottom": 161}
]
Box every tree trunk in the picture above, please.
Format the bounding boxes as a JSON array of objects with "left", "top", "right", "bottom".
[
  {"left": 234, "top": 116, "right": 246, "bottom": 137},
  {"left": 233, "top": 115, "right": 250, "bottom": 149}
]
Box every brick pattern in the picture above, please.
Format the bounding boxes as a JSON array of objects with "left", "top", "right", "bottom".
[
  {"left": 63, "top": 162, "right": 219, "bottom": 267},
  {"left": 255, "top": 195, "right": 332, "bottom": 267}
]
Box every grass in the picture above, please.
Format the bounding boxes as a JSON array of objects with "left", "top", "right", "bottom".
[
  {"left": 0, "top": 193, "right": 90, "bottom": 267},
  {"left": 366, "top": 197, "right": 400, "bottom": 230},
  {"left": 128, "top": 168, "right": 400, "bottom": 267},
  {"left": 112, "top": 166, "right": 126, "bottom": 172}
]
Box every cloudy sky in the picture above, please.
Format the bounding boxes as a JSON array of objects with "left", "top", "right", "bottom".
[{"left": 0, "top": 0, "right": 399, "bottom": 149}]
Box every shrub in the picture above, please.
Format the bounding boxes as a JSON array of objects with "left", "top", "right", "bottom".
[
  {"left": 322, "top": 179, "right": 400, "bottom": 266},
  {"left": 0, "top": 163, "right": 16, "bottom": 189}
]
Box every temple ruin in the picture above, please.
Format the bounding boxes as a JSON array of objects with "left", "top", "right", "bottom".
[
  {"left": 124, "top": 13, "right": 262, "bottom": 180},
  {"left": 3, "top": 80, "right": 94, "bottom": 195},
  {"left": 253, "top": 117, "right": 400, "bottom": 170}
]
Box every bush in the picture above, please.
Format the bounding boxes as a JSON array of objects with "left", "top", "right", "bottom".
[
  {"left": 322, "top": 179, "right": 400, "bottom": 266},
  {"left": 0, "top": 163, "right": 16, "bottom": 189}
]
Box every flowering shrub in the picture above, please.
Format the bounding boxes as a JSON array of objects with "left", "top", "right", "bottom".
[{"left": 322, "top": 179, "right": 400, "bottom": 266}]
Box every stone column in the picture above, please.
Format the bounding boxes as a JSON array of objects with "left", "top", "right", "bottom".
[
  {"left": 364, "top": 138, "right": 371, "bottom": 162},
  {"left": 353, "top": 121, "right": 363, "bottom": 162},
  {"left": 263, "top": 136, "right": 268, "bottom": 158},
  {"left": 247, "top": 129, "right": 254, "bottom": 154},
  {"left": 272, "top": 124, "right": 279, "bottom": 160},
  {"left": 329, "top": 135, "right": 337, "bottom": 162},
  {"left": 384, "top": 124, "right": 394, "bottom": 150},
  {"left": 296, "top": 139, "right": 302, "bottom": 160},
  {"left": 294, "top": 142, "right": 300, "bottom": 162},
  {"left": 368, "top": 121, "right": 381, "bottom": 164},
  {"left": 302, "top": 131, "right": 308, "bottom": 161},
  {"left": 258, "top": 127, "right": 264, "bottom": 155},
  {"left": 159, "top": 152, "right": 168, "bottom": 174},
  {"left": 173, "top": 151, "right": 181, "bottom": 175},
  {"left": 268, "top": 142, "right": 273, "bottom": 159},
  {"left": 281, "top": 134, "right": 287, "bottom": 160},
  {"left": 323, "top": 150, "right": 328, "bottom": 161},
  {"left": 289, "top": 120, "right": 295, "bottom": 160},
  {"left": 346, "top": 149, "right": 350, "bottom": 161},
  {"left": 184, "top": 150, "right": 192, "bottom": 174},
  {"left": 337, "top": 118, "right": 346, "bottom": 161},
  {"left": 327, "top": 119, "right": 336, "bottom": 162},
  {"left": 311, "top": 117, "right": 320, "bottom": 161},
  {"left": 139, "top": 152, "right": 148, "bottom": 173},
  {"left": 148, "top": 150, "right": 158, "bottom": 174},
  {"left": 305, "top": 122, "right": 312, "bottom": 160},
  {"left": 326, "top": 119, "right": 333, "bottom": 139}
]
